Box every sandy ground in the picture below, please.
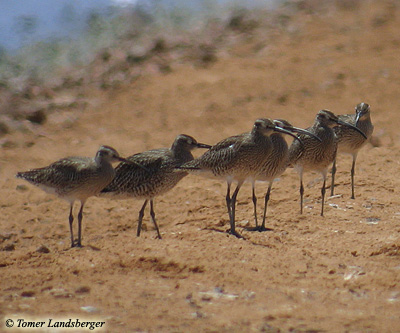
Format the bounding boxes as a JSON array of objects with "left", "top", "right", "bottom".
[{"left": 1, "top": 1, "right": 400, "bottom": 332}]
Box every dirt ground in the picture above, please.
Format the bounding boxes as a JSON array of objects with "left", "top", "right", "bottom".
[{"left": 1, "top": 1, "right": 400, "bottom": 332}]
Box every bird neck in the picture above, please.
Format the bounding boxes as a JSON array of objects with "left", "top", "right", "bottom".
[
  {"left": 252, "top": 128, "right": 271, "bottom": 144},
  {"left": 360, "top": 113, "right": 371, "bottom": 123},
  {"left": 271, "top": 133, "right": 288, "bottom": 150},
  {"left": 313, "top": 121, "right": 335, "bottom": 141},
  {"left": 314, "top": 121, "right": 331, "bottom": 132},
  {"left": 171, "top": 144, "right": 194, "bottom": 163},
  {"left": 357, "top": 114, "right": 372, "bottom": 136},
  {"left": 95, "top": 154, "right": 111, "bottom": 168}
]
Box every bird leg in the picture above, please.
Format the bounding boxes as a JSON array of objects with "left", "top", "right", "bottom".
[
  {"left": 300, "top": 175, "right": 304, "bottom": 215},
  {"left": 351, "top": 154, "right": 357, "bottom": 199},
  {"left": 252, "top": 181, "right": 258, "bottom": 227},
  {"left": 247, "top": 182, "right": 273, "bottom": 232},
  {"left": 69, "top": 204, "right": 74, "bottom": 248},
  {"left": 137, "top": 200, "right": 148, "bottom": 237},
  {"left": 321, "top": 174, "right": 326, "bottom": 217},
  {"left": 149, "top": 199, "right": 162, "bottom": 239},
  {"left": 260, "top": 182, "right": 274, "bottom": 231},
  {"left": 228, "top": 181, "right": 244, "bottom": 239},
  {"left": 330, "top": 158, "right": 337, "bottom": 196},
  {"left": 76, "top": 202, "right": 84, "bottom": 247},
  {"left": 225, "top": 181, "right": 232, "bottom": 222}
]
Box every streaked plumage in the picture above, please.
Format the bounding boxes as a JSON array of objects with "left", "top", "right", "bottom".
[
  {"left": 100, "top": 134, "right": 211, "bottom": 238},
  {"left": 331, "top": 102, "right": 374, "bottom": 198},
  {"left": 179, "top": 119, "right": 294, "bottom": 238},
  {"left": 16, "top": 146, "right": 131, "bottom": 247},
  {"left": 289, "top": 110, "right": 367, "bottom": 216},
  {"left": 248, "top": 119, "right": 321, "bottom": 231}
]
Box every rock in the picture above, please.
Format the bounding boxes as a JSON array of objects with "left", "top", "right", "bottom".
[
  {"left": 50, "top": 288, "right": 72, "bottom": 298},
  {"left": 26, "top": 109, "right": 47, "bottom": 125},
  {"left": 75, "top": 286, "right": 90, "bottom": 294},
  {"left": 80, "top": 306, "right": 99, "bottom": 313},
  {"left": 2, "top": 244, "right": 15, "bottom": 251},
  {"left": 36, "top": 245, "right": 50, "bottom": 253},
  {"left": 16, "top": 184, "right": 29, "bottom": 192},
  {"left": 21, "top": 291, "right": 35, "bottom": 297},
  {"left": 0, "top": 121, "right": 10, "bottom": 137},
  {"left": 1, "top": 139, "right": 17, "bottom": 148}
]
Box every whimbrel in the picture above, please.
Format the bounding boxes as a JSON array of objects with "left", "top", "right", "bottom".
[
  {"left": 289, "top": 110, "right": 367, "bottom": 216},
  {"left": 331, "top": 103, "right": 374, "bottom": 198},
  {"left": 248, "top": 119, "right": 322, "bottom": 232},
  {"left": 178, "top": 119, "right": 297, "bottom": 238},
  {"left": 16, "top": 146, "right": 133, "bottom": 248},
  {"left": 100, "top": 134, "right": 211, "bottom": 239}
]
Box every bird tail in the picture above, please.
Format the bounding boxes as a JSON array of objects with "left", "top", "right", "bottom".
[
  {"left": 173, "top": 163, "right": 203, "bottom": 174},
  {"left": 175, "top": 165, "right": 201, "bottom": 171},
  {"left": 16, "top": 171, "right": 37, "bottom": 182}
]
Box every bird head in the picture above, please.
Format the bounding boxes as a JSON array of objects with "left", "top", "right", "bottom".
[{"left": 355, "top": 103, "right": 371, "bottom": 126}]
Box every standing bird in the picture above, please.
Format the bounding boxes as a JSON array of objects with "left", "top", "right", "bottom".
[
  {"left": 100, "top": 134, "right": 211, "bottom": 239},
  {"left": 289, "top": 110, "right": 367, "bottom": 216},
  {"left": 331, "top": 103, "right": 374, "bottom": 198},
  {"left": 248, "top": 119, "right": 322, "bottom": 232},
  {"left": 16, "top": 146, "right": 134, "bottom": 248},
  {"left": 178, "top": 119, "right": 298, "bottom": 239}
]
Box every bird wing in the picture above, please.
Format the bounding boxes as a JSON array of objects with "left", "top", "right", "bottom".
[
  {"left": 338, "top": 114, "right": 356, "bottom": 125},
  {"left": 102, "top": 150, "right": 167, "bottom": 192},
  {"left": 180, "top": 134, "right": 248, "bottom": 172},
  {"left": 208, "top": 134, "right": 247, "bottom": 151},
  {"left": 17, "top": 157, "right": 95, "bottom": 189},
  {"left": 288, "top": 131, "right": 320, "bottom": 166}
]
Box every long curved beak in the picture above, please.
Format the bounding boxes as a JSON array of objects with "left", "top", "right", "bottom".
[
  {"left": 288, "top": 126, "right": 322, "bottom": 142},
  {"left": 118, "top": 157, "right": 149, "bottom": 171},
  {"left": 337, "top": 120, "right": 367, "bottom": 139},
  {"left": 196, "top": 142, "right": 212, "bottom": 149},
  {"left": 354, "top": 112, "right": 361, "bottom": 127},
  {"left": 274, "top": 126, "right": 303, "bottom": 144}
]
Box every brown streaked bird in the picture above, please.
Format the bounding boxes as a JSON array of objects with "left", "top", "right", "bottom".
[
  {"left": 16, "top": 146, "right": 135, "bottom": 248},
  {"left": 178, "top": 119, "right": 297, "bottom": 239},
  {"left": 331, "top": 102, "right": 374, "bottom": 198},
  {"left": 289, "top": 110, "right": 367, "bottom": 216},
  {"left": 100, "top": 134, "right": 211, "bottom": 239},
  {"left": 247, "top": 119, "right": 322, "bottom": 232}
]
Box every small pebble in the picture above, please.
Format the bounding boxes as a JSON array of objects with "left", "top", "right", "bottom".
[
  {"left": 50, "top": 288, "right": 72, "bottom": 298},
  {"left": 360, "top": 217, "right": 380, "bottom": 225},
  {"left": 21, "top": 291, "right": 35, "bottom": 298},
  {"left": 16, "top": 184, "right": 29, "bottom": 192},
  {"left": 75, "top": 286, "right": 90, "bottom": 294},
  {"left": 36, "top": 245, "right": 50, "bottom": 253},
  {"left": 1, "top": 140, "right": 17, "bottom": 148},
  {"left": 2, "top": 244, "right": 15, "bottom": 251},
  {"left": 81, "top": 306, "right": 99, "bottom": 313}
]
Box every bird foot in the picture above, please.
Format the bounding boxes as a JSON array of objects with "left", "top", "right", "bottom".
[
  {"left": 227, "top": 229, "right": 245, "bottom": 239},
  {"left": 71, "top": 240, "right": 83, "bottom": 248},
  {"left": 245, "top": 226, "right": 273, "bottom": 232}
]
